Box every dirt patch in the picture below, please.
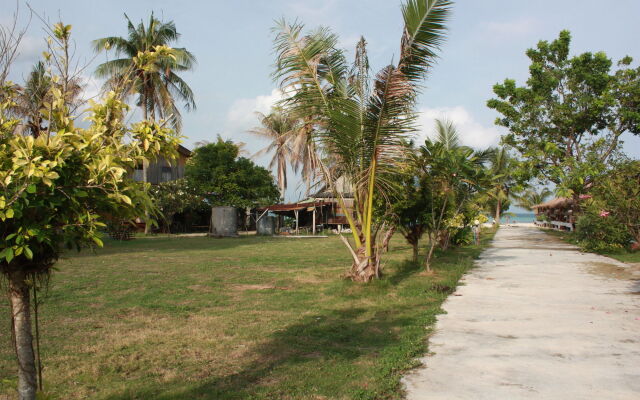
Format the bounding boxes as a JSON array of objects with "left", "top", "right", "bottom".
[
  {"left": 587, "top": 262, "right": 640, "bottom": 281},
  {"left": 231, "top": 284, "right": 290, "bottom": 291}
]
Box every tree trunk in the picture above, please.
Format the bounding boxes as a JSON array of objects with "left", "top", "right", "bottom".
[
  {"left": 411, "top": 241, "right": 419, "bottom": 262},
  {"left": 495, "top": 198, "right": 502, "bottom": 225},
  {"left": 349, "top": 247, "right": 378, "bottom": 282},
  {"left": 8, "top": 270, "right": 37, "bottom": 400},
  {"left": 425, "top": 233, "right": 437, "bottom": 272}
]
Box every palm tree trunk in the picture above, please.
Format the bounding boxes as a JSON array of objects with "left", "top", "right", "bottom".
[
  {"left": 495, "top": 198, "right": 501, "bottom": 225},
  {"left": 8, "top": 270, "right": 37, "bottom": 400}
]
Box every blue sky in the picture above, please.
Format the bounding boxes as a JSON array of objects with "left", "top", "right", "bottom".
[{"left": 6, "top": 0, "right": 640, "bottom": 203}]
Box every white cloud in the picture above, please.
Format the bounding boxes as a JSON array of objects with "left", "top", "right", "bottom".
[
  {"left": 416, "top": 106, "right": 501, "bottom": 149},
  {"left": 225, "top": 88, "right": 283, "bottom": 133},
  {"left": 483, "top": 18, "right": 539, "bottom": 37}
]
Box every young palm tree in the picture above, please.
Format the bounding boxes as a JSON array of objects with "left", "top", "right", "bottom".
[
  {"left": 92, "top": 12, "right": 196, "bottom": 131},
  {"left": 486, "top": 146, "right": 515, "bottom": 224},
  {"left": 272, "top": 0, "right": 452, "bottom": 282},
  {"left": 418, "top": 119, "right": 486, "bottom": 270},
  {"left": 249, "top": 108, "right": 299, "bottom": 199},
  {"left": 516, "top": 187, "right": 553, "bottom": 210}
]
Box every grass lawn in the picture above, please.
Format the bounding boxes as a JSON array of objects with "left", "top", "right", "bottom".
[
  {"left": 544, "top": 229, "right": 640, "bottom": 264},
  {"left": 1, "top": 229, "right": 495, "bottom": 399}
]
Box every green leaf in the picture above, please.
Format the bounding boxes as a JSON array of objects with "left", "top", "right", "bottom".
[
  {"left": 27, "top": 184, "right": 37, "bottom": 194},
  {"left": 24, "top": 246, "right": 33, "bottom": 260}
]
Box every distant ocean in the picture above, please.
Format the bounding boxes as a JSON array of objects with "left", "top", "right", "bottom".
[{"left": 499, "top": 213, "right": 535, "bottom": 224}]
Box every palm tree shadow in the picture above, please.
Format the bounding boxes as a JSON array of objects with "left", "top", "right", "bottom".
[{"left": 105, "top": 307, "right": 420, "bottom": 399}]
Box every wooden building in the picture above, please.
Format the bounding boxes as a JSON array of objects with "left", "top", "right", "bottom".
[
  {"left": 133, "top": 145, "right": 191, "bottom": 184},
  {"left": 532, "top": 197, "right": 576, "bottom": 231}
]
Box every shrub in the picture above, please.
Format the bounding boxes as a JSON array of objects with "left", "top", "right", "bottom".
[{"left": 574, "top": 209, "right": 632, "bottom": 252}]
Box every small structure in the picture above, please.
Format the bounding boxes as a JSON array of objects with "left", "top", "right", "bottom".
[
  {"left": 209, "top": 206, "right": 238, "bottom": 237},
  {"left": 257, "top": 201, "right": 334, "bottom": 235},
  {"left": 532, "top": 197, "right": 576, "bottom": 231},
  {"left": 256, "top": 215, "right": 276, "bottom": 235},
  {"left": 133, "top": 145, "right": 191, "bottom": 184}
]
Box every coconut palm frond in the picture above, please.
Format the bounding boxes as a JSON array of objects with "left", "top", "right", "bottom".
[{"left": 399, "top": 0, "right": 451, "bottom": 83}]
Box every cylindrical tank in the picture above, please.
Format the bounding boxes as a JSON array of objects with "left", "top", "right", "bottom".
[
  {"left": 256, "top": 215, "right": 276, "bottom": 235},
  {"left": 209, "top": 206, "right": 238, "bottom": 237}
]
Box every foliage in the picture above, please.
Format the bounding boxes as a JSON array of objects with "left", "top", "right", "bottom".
[
  {"left": 574, "top": 206, "right": 632, "bottom": 253},
  {"left": 589, "top": 160, "right": 640, "bottom": 246},
  {"left": 515, "top": 187, "right": 553, "bottom": 211},
  {"left": 487, "top": 30, "right": 640, "bottom": 197},
  {"left": 185, "top": 138, "right": 280, "bottom": 208},
  {"left": 249, "top": 107, "right": 299, "bottom": 198},
  {"left": 271, "top": 0, "right": 452, "bottom": 281},
  {"left": 415, "top": 120, "right": 488, "bottom": 269},
  {"left": 0, "top": 27, "right": 180, "bottom": 272},
  {"left": 93, "top": 12, "right": 196, "bottom": 131},
  {"left": 148, "top": 178, "right": 204, "bottom": 232}
]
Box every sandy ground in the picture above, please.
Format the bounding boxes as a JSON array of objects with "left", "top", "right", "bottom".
[{"left": 402, "top": 225, "right": 640, "bottom": 400}]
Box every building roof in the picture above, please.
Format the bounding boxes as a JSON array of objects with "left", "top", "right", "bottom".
[
  {"left": 531, "top": 197, "right": 574, "bottom": 210},
  {"left": 177, "top": 145, "right": 192, "bottom": 157},
  {"left": 258, "top": 201, "right": 333, "bottom": 212}
]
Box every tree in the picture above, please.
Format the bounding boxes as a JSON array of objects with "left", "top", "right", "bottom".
[
  {"left": 590, "top": 160, "right": 640, "bottom": 247},
  {"left": 487, "top": 30, "right": 640, "bottom": 198},
  {"left": 485, "top": 146, "right": 515, "bottom": 224},
  {"left": 148, "top": 178, "right": 203, "bottom": 233},
  {"left": 515, "top": 187, "right": 552, "bottom": 211},
  {"left": 389, "top": 153, "right": 430, "bottom": 262},
  {"left": 417, "top": 120, "right": 486, "bottom": 270},
  {"left": 93, "top": 13, "right": 196, "bottom": 130},
  {"left": 0, "top": 24, "right": 181, "bottom": 400},
  {"left": 185, "top": 137, "right": 280, "bottom": 209},
  {"left": 272, "top": 0, "right": 452, "bottom": 281},
  {"left": 249, "top": 108, "right": 299, "bottom": 199}
]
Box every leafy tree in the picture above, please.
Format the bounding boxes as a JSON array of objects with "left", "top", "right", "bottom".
[
  {"left": 487, "top": 30, "right": 640, "bottom": 197},
  {"left": 589, "top": 160, "right": 640, "bottom": 247},
  {"left": 389, "top": 158, "right": 430, "bottom": 262},
  {"left": 0, "top": 24, "right": 180, "bottom": 400},
  {"left": 93, "top": 13, "right": 196, "bottom": 130},
  {"left": 148, "top": 178, "right": 204, "bottom": 232},
  {"left": 272, "top": 0, "right": 452, "bottom": 281},
  {"left": 185, "top": 137, "right": 280, "bottom": 208}
]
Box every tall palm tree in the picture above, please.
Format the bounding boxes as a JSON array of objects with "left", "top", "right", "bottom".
[
  {"left": 250, "top": 108, "right": 298, "bottom": 199},
  {"left": 273, "top": 0, "right": 451, "bottom": 281},
  {"left": 92, "top": 13, "right": 196, "bottom": 131}
]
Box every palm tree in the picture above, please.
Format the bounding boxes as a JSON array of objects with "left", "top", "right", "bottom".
[
  {"left": 272, "top": 0, "right": 451, "bottom": 281},
  {"left": 418, "top": 119, "right": 487, "bottom": 270},
  {"left": 249, "top": 108, "right": 299, "bottom": 199},
  {"left": 92, "top": 13, "right": 196, "bottom": 131},
  {"left": 486, "top": 146, "right": 515, "bottom": 224},
  {"left": 515, "top": 187, "right": 553, "bottom": 210}
]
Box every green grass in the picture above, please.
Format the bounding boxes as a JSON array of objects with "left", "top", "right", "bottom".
[
  {"left": 1, "top": 229, "right": 495, "bottom": 400},
  {"left": 544, "top": 229, "right": 640, "bottom": 264}
]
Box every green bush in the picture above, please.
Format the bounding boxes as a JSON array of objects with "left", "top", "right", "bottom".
[{"left": 575, "top": 210, "right": 632, "bottom": 253}]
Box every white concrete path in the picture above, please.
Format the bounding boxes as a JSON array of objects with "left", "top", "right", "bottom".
[{"left": 403, "top": 225, "right": 640, "bottom": 400}]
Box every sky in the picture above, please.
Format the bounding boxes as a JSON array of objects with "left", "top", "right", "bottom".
[{"left": 5, "top": 0, "right": 640, "bottom": 206}]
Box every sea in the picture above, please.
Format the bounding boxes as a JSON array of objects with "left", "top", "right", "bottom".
[{"left": 499, "top": 212, "right": 535, "bottom": 224}]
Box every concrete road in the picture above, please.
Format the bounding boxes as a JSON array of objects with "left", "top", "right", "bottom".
[{"left": 402, "top": 225, "right": 640, "bottom": 400}]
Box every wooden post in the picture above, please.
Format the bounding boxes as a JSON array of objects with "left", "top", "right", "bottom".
[
  {"left": 294, "top": 210, "right": 299, "bottom": 234},
  {"left": 312, "top": 208, "right": 316, "bottom": 235}
]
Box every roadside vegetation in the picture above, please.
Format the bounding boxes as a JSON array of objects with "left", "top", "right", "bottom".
[{"left": 1, "top": 230, "right": 495, "bottom": 399}]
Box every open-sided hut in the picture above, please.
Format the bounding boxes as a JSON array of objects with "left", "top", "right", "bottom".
[{"left": 532, "top": 197, "right": 576, "bottom": 231}]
